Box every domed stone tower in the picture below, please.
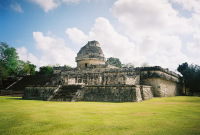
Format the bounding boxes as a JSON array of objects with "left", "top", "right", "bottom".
[{"left": 76, "top": 40, "right": 106, "bottom": 69}]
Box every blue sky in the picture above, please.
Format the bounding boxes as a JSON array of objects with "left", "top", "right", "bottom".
[{"left": 0, "top": 0, "right": 200, "bottom": 71}]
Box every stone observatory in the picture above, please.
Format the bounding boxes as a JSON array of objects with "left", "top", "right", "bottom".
[
  {"left": 76, "top": 41, "right": 106, "bottom": 69},
  {"left": 15, "top": 40, "right": 183, "bottom": 102}
]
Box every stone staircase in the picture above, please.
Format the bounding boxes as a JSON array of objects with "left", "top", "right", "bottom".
[
  {"left": 6, "top": 77, "right": 23, "bottom": 90},
  {"left": 7, "top": 75, "right": 56, "bottom": 91},
  {"left": 49, "top": 85, "right": 83, "bottom": 102}
]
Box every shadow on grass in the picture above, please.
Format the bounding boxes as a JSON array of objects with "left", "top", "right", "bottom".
[
  {"left": 5, "top": 98, "right": 132, "bottom": 103},
  {"left": 6, "top": 97, "right": 24, "bottom": 100}
]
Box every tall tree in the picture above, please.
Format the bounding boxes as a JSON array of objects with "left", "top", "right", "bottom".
[
  {"left": 177, "top": 62, "right": 200, "bottom": 95},
  {"left": 106, "top": 57, "right": 122, "bottom": 68},
  {"left": 0, "top": 42, "right": 19, "bottom": 76}
]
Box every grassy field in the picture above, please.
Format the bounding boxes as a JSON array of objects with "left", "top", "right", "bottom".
[{"left": 0, "top": 96, "right": 200, "bottom": 135}]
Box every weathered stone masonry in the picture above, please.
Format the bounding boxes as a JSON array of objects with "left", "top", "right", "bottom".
[{"left": 22, "top": 41, "right": 182, "bottom": 102}]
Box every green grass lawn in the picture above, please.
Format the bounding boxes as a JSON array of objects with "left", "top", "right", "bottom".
[{"left": 0, "top": 96, "right": 200, "bottom": 135}]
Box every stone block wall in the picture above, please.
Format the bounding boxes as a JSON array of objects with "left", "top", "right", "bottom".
[
  {"left": 139, "top": 85, "right": 154, "bottom": 100},
  {"left": 62, "top": 68, "right": 140, "bottom": 86},
  {"left": 141, "top": 78, "right": 181, "bottom": 97},
  {"left": 82, "top": 85, "right": 137, "bottom": 102},
  {"left": 82, "top": 85, "right": 152, "bottom": 102},
  {"left": 77, "top": 59, "right": 106, "bottom": 69},
  {"left": 23, "top": 86, "right": 57, "bottom": 100},
  {"left": 23, "top": 85, "right": 153, "bottom": 102}
]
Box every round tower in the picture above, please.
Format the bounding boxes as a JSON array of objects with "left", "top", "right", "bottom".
[{"left": 76, "top": 40, "right": 106, "bottom": 69}]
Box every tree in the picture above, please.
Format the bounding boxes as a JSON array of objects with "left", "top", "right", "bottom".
[
  {"left": 38, "top": 65, "right": 53, "bottom": 75},
  {"left": 17, "top": 60, "right": 36, "bottom": 75},
  {"left": 177, "top": 62, "right": 200, "bottom": 95},
  {"left": 0, "top": 42, "right": 19, "bottom": 76},
  {"left": 0, "top": 42, "right": 20, "bottom": 88},
  {"left": 0, "top": 61, "right": 8, "bottom": 88},
  {"left": 106, "top": 57, "right": 122, "bottom": 68},
  {"left": 177, "top": 62, "right": 188, "bottom": 73}
]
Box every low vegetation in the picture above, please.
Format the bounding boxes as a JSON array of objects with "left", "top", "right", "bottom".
[{"left": 0, "top": 96, "right": 200, "bottom": 135}]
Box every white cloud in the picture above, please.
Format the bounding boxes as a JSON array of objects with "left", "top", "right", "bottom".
[
  {"left": 108, "top": 0, "right": 200, "bottom": 69},
  {"left": 31, "top": 0, "right": 84, "bottom": 12},
  {"left": 25, "top": 0, "right": 200, "bottom": 70},
  {"left": 66, "top": 15, "right": 191, "bottom": 70},
  {"left": 66, "top": 28, "right": 87, "bottom": 44},
  {"left": 66, "top": 17, "right": 145, "bottom": 66},
  {"left": 187, "top": 32, "right": 200, "bottom": 54},
  {"left": 31, "top": 0, "right": 60, "bottom": 12},
  {"left": 17, "top": 32, "right": 77, "bottom": 69},
  {"left": 33, "top": 32, "right": 76, "bottom": 67},
  {"left": 10, "top": 3, "right": 23, "bottom": 13},
  {"left": 17, "top": 47, "right": 38, "bottom": 65},
  {"left": 111, "top": 0, "right": 194, "bottom": 39}
]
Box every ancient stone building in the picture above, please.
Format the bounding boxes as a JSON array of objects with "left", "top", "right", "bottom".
[
  {"left": 76, "top": 41, "right": 106, "bottom": 69},
  {"left": 22, "top": 40, "right": 183, "bottom": 102}
]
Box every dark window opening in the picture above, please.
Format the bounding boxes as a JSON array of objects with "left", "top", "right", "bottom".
[
  {"left": 78, "top": 79, "right": 82, "bottom": 83},
  {"left": 85, "top": 63, "right": 88, "bottom": 68}
]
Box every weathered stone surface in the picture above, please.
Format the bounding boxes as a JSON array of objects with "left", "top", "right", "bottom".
[
  {"left": 83, "top": 85, "right": 137, "bottom": 102},
  {"left": 21, "top": 41, "right": 183, "bottom": 102},
  {"left": 23, "top": 85, "right": 153, "bottom": 102},
  {"left": 141, "top": 78, "right": 181, "bottom": 97},
  {"left": 23, "top": 85, "right": 83, "bottom": 101},
  {"left": 139, "top": 85, "right": 154, "bottom": 100},
  {"left": 75, "top": 41, "right": 106, "bottom": 69},
  {"left": 23, "top": 86, "right": 56, "bottom": 100},
  {"left": 82, "top": 85, "right": 152, "bottom": 102}
]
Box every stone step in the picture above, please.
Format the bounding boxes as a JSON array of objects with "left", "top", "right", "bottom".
[{"left": 50, "top": 88, "right": 79, "bottom": 101}]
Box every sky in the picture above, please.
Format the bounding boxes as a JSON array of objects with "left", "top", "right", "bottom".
[{"left": 0, "top": 0, "right": 200, "bottom": 71}]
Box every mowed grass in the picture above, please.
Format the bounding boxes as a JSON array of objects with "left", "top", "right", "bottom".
[{"left": 0, "top": 96, "right": 200, "bottom": 135}]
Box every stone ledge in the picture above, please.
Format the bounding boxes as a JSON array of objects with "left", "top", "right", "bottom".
[
  {"left": 141, "top": 72, "right": 181, "bottom": 83},
  {"left": 138, "top": 66, "right": 180, "bottom": 78}
]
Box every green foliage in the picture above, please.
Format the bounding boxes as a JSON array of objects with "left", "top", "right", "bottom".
[
  {"left": 17, "top": 60, "right": 36, "bottom": 75},
  {"left": 177, "top": 62, "right": 188, "bottom": 73},
  {"left": 0, "top": 96, "right": 200, "bottom": 135},
  {"left": 38, "top": 65, "right": 53, "bottom": 75},
  {"left": 0, "top": 42, "right": 19, "bottom": 87},
  {"left": 0, "top": 42, "right": 19, "bottom": 76},
  {"left": 177, "top": 62, "right": 200, "bottom": 94},
  {"left": 106, "top": 57, "right": 122, "bottom": 68}
]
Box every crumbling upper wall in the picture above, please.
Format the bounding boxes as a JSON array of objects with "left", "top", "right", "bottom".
[
  {"left": 139, "top": 66, "right": 182, "bottom": 97},
  {"left": 60, "top": 67, "right": 140, "bottom": 86},
  {"left": 139, "top": 66, "right": 181, "bottom": 82}
]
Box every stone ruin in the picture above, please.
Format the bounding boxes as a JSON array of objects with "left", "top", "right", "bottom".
[{"left": 21, "top": 40, "right": 183, "bottom": 102}]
